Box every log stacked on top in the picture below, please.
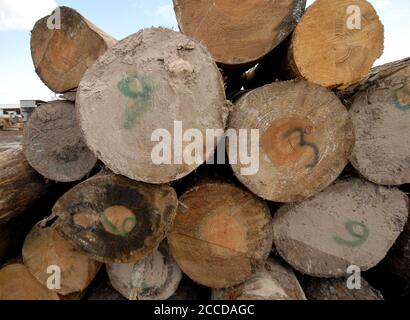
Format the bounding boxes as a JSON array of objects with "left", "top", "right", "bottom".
[{"left": 1, "top": 1, "right": 409, "bottom": 300}]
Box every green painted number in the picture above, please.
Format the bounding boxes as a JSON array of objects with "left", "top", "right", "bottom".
[
  {"left": 117, "top": 74, "right": 153, "bottom": 129},
  {"left": 100, "top": 212, "right": 136, "bottom": 237},
  {"left": 392, "top": 80, "right": 410, "bottom": 111},
  {"left": 333, "top": 220, "right": 369, "bottom": 247}
]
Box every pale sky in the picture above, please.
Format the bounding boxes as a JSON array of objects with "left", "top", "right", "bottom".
[{"left": 0, "top": 0, "right": 409, "bottom": 104}]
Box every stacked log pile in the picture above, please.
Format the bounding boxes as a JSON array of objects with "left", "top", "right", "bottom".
[{"left": 0, "top": 1, "right": 409, "bottom": 300}]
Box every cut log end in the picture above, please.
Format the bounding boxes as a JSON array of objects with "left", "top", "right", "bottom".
[
  {"left": 22, "top": 221, "right": 102, "bottom": 295},
  {"left": 349, "top": 62, "right": 410, "bottom": 186},
  {"left": 289, "top": 0, "right": 384, "bottom": 89},
  {"left": 174, "top": 0, "right": 307, "bottom": 66},
  {"left": 303, "top": 277, "right": 384, "bottom": 300},
  {"left": 107, "top": 243, "right": 182, "bottom": 300},
  {"left": 228, "top": 79, "right": 354, "bottom": 203},
  {"left": 0, "top": 264, "right": 60, "bottom": 300},
  {"left": 23, "top": 100, "right": 97, "bottom": 183},
  {"left": 53, "top": 174, "right": 178, "bottom": 263},
  {"left": 272, "top": 178, "right": 409, "bottom": 277},
  {"left": 168, "top": 182, "right": 273, "bottom": 289},
  {"left": 212, "top": 258, "right": 306, "bottom": 300},
  {"left": 77, "top": 27, "right": 226, "bottom": 184},
  {"left": 31, "top": 6, "right": 117, "bottom": 93}
]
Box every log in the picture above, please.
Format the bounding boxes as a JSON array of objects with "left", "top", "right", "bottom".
[
  {"left": 168, "top": 182, "right": 273, "bottom": 288},
  {"left": 22, "top": 220, "right": 102, "bottom": 295},
  {"left": 0, "top": 263, "right": 60, "bottom": 300},
  {"left": 272, "top": 178, "right": 409, "bottom": 277},
  {"left": 348, "top": 59, "right": 410, "bottom": 185},
  {"left": 303, "top": 277, "right": 383, "bottom": 300},
  {"left": 285, "top": 0, "right": 384, "bottom": 89},
  {"left": 212, "top": 257, "right": 306, "bottom": 300},
  {"left": 23, "top": 100, "right": 97, "bottom": 182},
  {"left": 383, "top": 212, "right": 410, "bottom": 282},
  {"left": 106, "top": 243, "right": 182, "bottom": 300},
  {"left": 173, "top": 0, "right": 307, "bottom": 67},
  {"left": 76, "top": 27, "right": 227, "bottom": 184},
  {"left": 52, "top": 174, "right": 178, "bottom": 263},
  {"left": 0, "top": 146, "right": 48, "bottom": 223},
  {"left": 86, "top": 271, "right": 126, "bottom": 300},
  {"left": 168, "top": 277, "right": 203, "bottom": 300},
  {"left": 228, "top": 79, "right": 354, "bottom": 203},
  {"left": 31, "top": 6, "right": 117, "bottom": 93}
]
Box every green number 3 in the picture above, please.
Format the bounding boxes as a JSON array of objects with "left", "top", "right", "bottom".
[{"left": 333, "top": 220, "right": 369, "bottom": 247}]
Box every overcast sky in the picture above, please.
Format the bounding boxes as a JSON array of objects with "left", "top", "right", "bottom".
[{"left": 0, "top": 0, "right": 409, "bottom": 104}]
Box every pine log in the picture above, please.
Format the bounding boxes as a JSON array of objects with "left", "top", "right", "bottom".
[
  {"left": 106, "top": 243, "right": 182, "bottom": 300},
  {"left": 348, "top": 59, "right": 410, "bottom": 185},
  {"left": 23, "top": 100, "right": 97, "bottom": 182},
  {"left": 168, "top": 182, "right": 273, "bottom": 289},
  {"left": 212, "top": 257, "right": 306, "bottom": 300},
  {"left": 272, "top": 178, "right": 409, "bottom": 277},
  {"left": 173, "top": 0, "right": 306, "bottom": 67},
  {"left": 53, "top": 174, "right": 178, "bottom": 263},
  {"left": 76, "top": 27, "right": 227, "bottom": 184},
  {"left": 22, "top": 220, "right": 102, "bottom": 295},
  {"left": 0, "top": 146, "right": 48, "bottom": 223},
  {"left": 228, "top": 79, "right": 354, "bottom": 203},
  {"left": 0, "top": 263, "right": 60, "bottom": 300},
  {"left": 303, "top": 277, "right": 383, "bottom": 300},
  {"left": 31, "top": 6, "right": 117, "bottom": 93},
  {"left": 285, "top": 0, "right": 384, "bottom": 89}
]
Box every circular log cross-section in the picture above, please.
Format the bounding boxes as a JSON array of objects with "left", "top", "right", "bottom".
[
  {"left": 22, "top": 221, "right": 102, "bottom": 295},
  {"left": 0, "top": 264, "right": 60, "bottom": 300},
  {"left": 287, "top": 0, "right": 384, "bottom": 89},
  {"left": 77, "top": 27, "right": 226, "bottom": 184},
  {"left": 272, "top": 178, "right": 409, "bottom": 278},
  {"left": 228, "top": 80, "right": 354, "bottom": 203},
  {"left": 303, "top": 277, "right": 383, "bottom": 300},
  {"left": 212, "top": 258, "right": 306, "bottom": 300},
  {"left": 350, "top": 62, "right": 410, "bottom": 185},
  {"left": 168, "top": 182, "right": 273, "bottom": 289},
  {"left": 106, "top": 244, "right": 182, "bottom": 300},
  {"left": 31, "top": 6, "right": 117, "bottom": 93},
  {"left": 52, "top": 174, "right": 178, "bottom": 263},
  {"left": 23, "top": 101, "right": 97, "bottom": 182},
  {"left": 173, "top": 0, "right": 307, "bottom": 66}
]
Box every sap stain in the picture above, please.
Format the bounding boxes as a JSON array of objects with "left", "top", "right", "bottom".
[{"left": 117, "top": 74, "right": 153, "bottom": 129}]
